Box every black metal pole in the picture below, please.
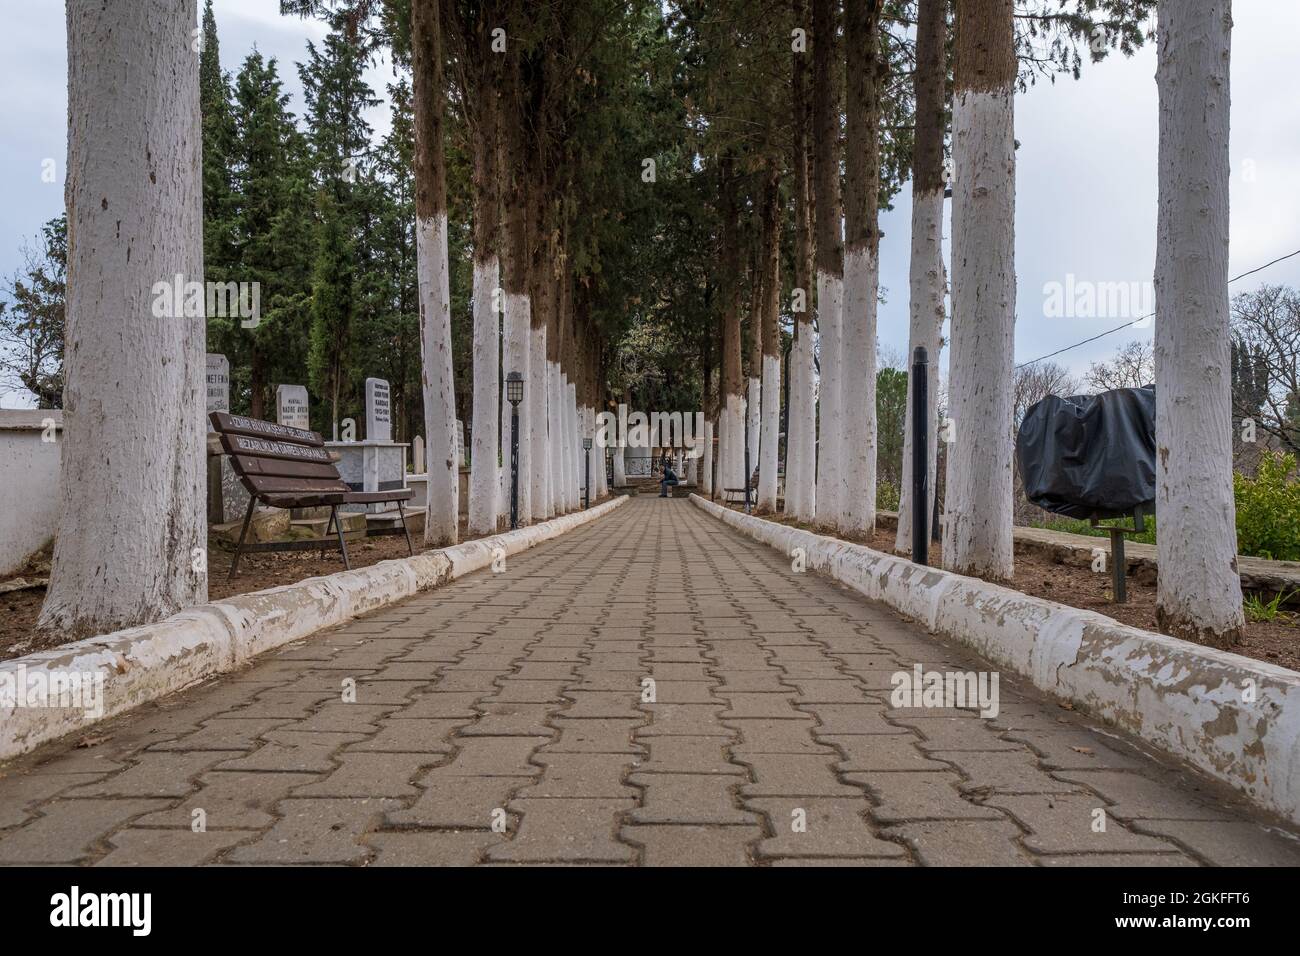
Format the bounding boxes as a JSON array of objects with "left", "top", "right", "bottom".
[
  {"left": 911, "top": 346, "right": 929, "bottom": 565},
  {"left": 584, "top": 447, "right": 590, "bottom": 509},
  {"left": 509, "top": 406, "right": 519, "bottom": 530}
]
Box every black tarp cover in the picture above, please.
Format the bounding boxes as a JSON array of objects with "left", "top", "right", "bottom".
[{"left": 1016, "top": 385, "right": 1156, "bottom": 520}]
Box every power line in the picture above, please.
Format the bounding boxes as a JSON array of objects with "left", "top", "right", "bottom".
[{"left": 1014, "top": 246, "right": 1300, "bottom": 369}]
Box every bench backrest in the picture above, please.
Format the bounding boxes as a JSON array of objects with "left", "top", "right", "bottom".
[{"left": 209, "top": 412, "right": 348, "bottom": 498}]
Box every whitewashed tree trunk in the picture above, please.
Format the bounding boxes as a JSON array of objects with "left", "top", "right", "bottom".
[
  {"left": 701, "top": 419, "right": 715, "bottom": 497},
  {"left": 897, "top": 0, "right": 947, "bottom": 555},
  {"left": 546, "top": 361, "right": 563, "bottom": 513},
  {"left": 417, "top": 211, "right": 459, "bottom": 546},
  {"left": 613, "top": 435, "right": 627, "bottom": 487},
  {"left": 813, "top": 274, "right": 843, "bottom": 526},
  {"left": 747, "top": 375, "right": 761, "bottom": 468},
  {"left": 40, "top": 0, "right": 206, "bottom": 639},
  {"left": 758, "top": 354, "right": 781, "bottom": 511},
  {"left": 943, "top": 0, "right": 1015, "bottom": 580},
  {"left": 1154, "top": 0, "right": 1244, "bottom": 647},
  {"left": 897, "top": 195, "right": 946, "bottom": 553},
  {"left": 529, "top": 327, "right": 550, "bottom": 519},
  {"left": 840, "top": 248, "right": 878, "bottom": 533},
  {"left": 501, "top": 294, "right": 531, "bottom": 523},
  {"left": 787, "top": 325, "right": 817, "bottom": 520},
  {"left": 469, "top": 257, "right": 499, "bottom": 535},
  {"left": 720, "top": 393, "right": 746, "bottom": 491}
]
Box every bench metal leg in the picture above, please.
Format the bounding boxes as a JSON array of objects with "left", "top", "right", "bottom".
[
  {"left": 398, "top": 501, "right": 414, "bottom": 555},
  {"left": 228, "top": 496, "right": 257, "bottom": 582},
  {"left": 331, "top": 504, "right": 351, "bottom": 570}
]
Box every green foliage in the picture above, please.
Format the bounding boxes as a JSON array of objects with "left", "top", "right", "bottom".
[
  {"left": 1234, "top": 453, "right": 1300, "bottom": 562},
  {"left": 1243, "top": 588, "right": 1296, "bottom": 624},
  {"left": 875, "top": 367, "right": 909, "bottom": 491},
  {"left": 0, "top": 214, "right": 66, "bottom": 408},
  {"left": 877, "top": 479, "right": 900, "bottom": 513}
]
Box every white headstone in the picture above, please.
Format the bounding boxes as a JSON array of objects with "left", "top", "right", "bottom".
[
  {"left": 456, "top": 419, "right": 466, "bottom": 466},
  {"left": 365, "top": 377, "right": 392, "bottom": 442},
  {"left": 276, "top": 384, "right": 310, "bottom": 430},
  {"left": 205, "top": 354, "right": 230, "bottom": 415},
  {"left": 411, "top": 435, "right": 425, "bottom": 474}
]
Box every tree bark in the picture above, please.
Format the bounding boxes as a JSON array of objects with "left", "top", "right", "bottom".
[
  {"left": 841, "top": 0, "right": 883, "bottom": 534},
  {"left": 786, "top": 0, "right": 817, "bottom": 521},
  {"left": 469, "top": 32, "right": 501, "bottom": 535},
  {"left": 718, "top": 155, "right": 746, "bottom": 495},
  {"left": 40, "top": 0, "right": 206, "bottom": 639},
  {"left": 412, "top": 0, "right": 459, "bottom": 547},
  {"left": 943, "top": 0, "right": 1015, "bottom": 580},
  {"left": 897, "top": 0, "right": 947, "bottom": 554},
  {"left": 1154, "top": 0, "right": 1244, "bottom": 647},
  {"left": 757, "top": 163, "right": 783, "bottom": 514},
  {"left": 812, "top": 0, "right": 844, "bottom": 528}
]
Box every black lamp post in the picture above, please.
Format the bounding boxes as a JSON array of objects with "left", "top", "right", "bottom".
[
  {"left": 506, "top": 371, "right": 524, "bottom": 530},
  {"left": 582, "top": 437, "right": 593, "bottom": 509}
]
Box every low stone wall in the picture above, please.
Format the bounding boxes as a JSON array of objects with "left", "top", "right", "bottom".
[
  {"left": 693, "top": 494, "right": 1300, "bottom": 827},
  {"left": 0, "top": 410, "right": 62, "bottom": 576},
  {"left": 0, "top": 496, "right": 627, "bottom": 762}
]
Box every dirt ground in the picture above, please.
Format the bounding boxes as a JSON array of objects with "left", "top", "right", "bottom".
[{"left": 722, "top": 503, "right": 1300, "bottom": 674}]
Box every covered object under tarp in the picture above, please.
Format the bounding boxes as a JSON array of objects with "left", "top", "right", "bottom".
[{"left": 1016, "top": 385, "right": 1156, "bottom": 520}]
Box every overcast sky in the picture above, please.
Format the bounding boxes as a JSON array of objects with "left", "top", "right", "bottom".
[{"left": 3, "top": 1, "right": 1298, "bottom": 407}]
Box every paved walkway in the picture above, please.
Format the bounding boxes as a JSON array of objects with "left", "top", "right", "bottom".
[{"left": 2, "top": 497, "right": 1298, "bottom": 866}]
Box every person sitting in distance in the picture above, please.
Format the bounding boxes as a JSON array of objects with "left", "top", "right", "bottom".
[{"left": 659, "top": 461, "right": 680, "bottom": 498}]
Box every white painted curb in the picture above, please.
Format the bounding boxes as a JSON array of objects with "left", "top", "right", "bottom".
[
  {"left": 692, "top": 495, "right": 1300, "bottom": 826},
  {"left": 0, "top": 496, "right": 627, "bottom": 762}
]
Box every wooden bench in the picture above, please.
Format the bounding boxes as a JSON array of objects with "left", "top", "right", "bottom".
[
  {"left": 723, "top": 470, "right": 759, "bottom": 505},
  {"left": 210, "top": 412, "right": 414, "bottom": 579}
]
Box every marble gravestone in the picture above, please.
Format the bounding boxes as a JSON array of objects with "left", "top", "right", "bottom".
[
  {"left": 205, "top": 354, "right": 249, "bottom": 523},
  {"left": 205, "top": 354, "right": 230, "bottom": 414},
  {"left": 276, "top": 384, "right": 310, "bottom": 431},
  {"left": 365, "top": 377, "right": 392, "bottom": 443}
]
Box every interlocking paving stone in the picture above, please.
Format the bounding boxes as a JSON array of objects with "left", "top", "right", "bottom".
[
  {"left": 619, "top": 824, "right": 760, "bottom": 866},
  {"left": 745, "top": 798, "right": 907, "bottom": 860},
  {"left": 95, "top": 829, "right": 256, "bottom": 866},
  {"left": 225, "top": 798, "right": 400, "bottom": 864},
  {"left": 487, "top": 798, "right": 637, "bottom": 863},
  {"left": 0, "top": 497, "right": 1294, "bottom": 867},
  {"left": 134, "top": 771, "right": 318, "bottom": 830},
  {"left": 0, "top": 799, "right": 170, "bottom": 863}
]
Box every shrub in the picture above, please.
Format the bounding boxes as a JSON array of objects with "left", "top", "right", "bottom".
[
  {"left": 1234, "top": 452, "right": 1300, "bottom": 561},
  {"left": 877, "top": 479, "right": 900, "bottom": 513}
]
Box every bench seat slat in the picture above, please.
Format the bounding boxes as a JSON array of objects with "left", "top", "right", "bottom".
[
  {"left": 231, "top": 455, "right": 341, "bottom": 481},
  {"left": 245, "top": 475, "right": 350, "bottom": 496}
]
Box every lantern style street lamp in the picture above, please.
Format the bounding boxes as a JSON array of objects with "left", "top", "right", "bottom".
[
  {"left": 582, "top": 437, "right": 593, "bottom": 509},
  {"left": 506, "top": 371, "right": 524, "bottom": 529}
]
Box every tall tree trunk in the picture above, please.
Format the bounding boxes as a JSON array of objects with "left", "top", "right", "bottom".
[
  {"left": 40, "top": 0, "right": 206, "bottom": 638},
  {"left": 500, "top": 57, "right": 532, "bottom": 525},
  {"left": 746, "top": 241, "right": 763, "bottom": 477},
  {"left": 718, "top": 155, "right": 746, "bottom": 495},
  {"left": 897, "top": 0, "right": 947, "bottom": 554},
  {"left": 412, "top": 0, "right": 458, "bottom": 546},
  {"left": 1154, "top": 0, "right": 1244, "bottom": 647},
  {"left": 469, "top": 45, "right": 501, "bottom": 535},
  {"left": 786, "top": 0, "right": 817, "bottom": 521},
  {"left": 812, "top": 0, "right": 844, "bottom": 528},
  {"left": 841, "top": 0, "right": 882, "bottom": 534},
  {"left": 943, "top": 0, "right": 1015, "bottom": 579},
  {"left": 757, "top": 163, "right": 783, "bottom": 514}
]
